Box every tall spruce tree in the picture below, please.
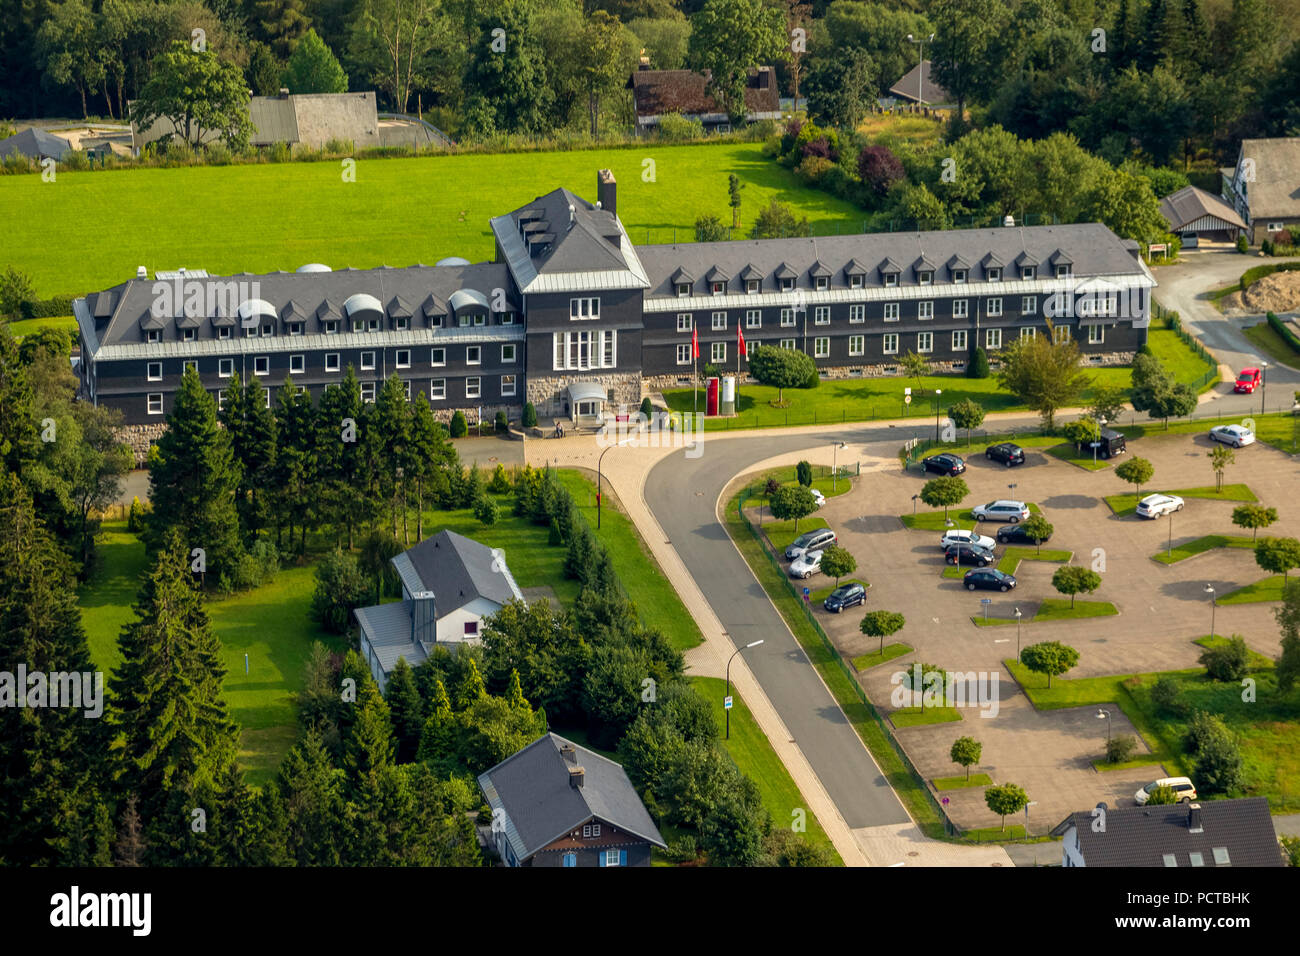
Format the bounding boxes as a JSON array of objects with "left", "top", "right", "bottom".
[
  {"left": 373, "top": 372, "right": 412, "bottom": 541},
  {"left": 221, "top": 372, "right": 278, "bottom": 544},
  {"left": 278, "top": 728, "right": 347, "bottom": 866},
  {"left": 0, "top": 322, "right": 40, "bottom": 479},
  {"left": 273, "top": 375, "right": 318, "bottom": 555},
  {"left": 385, "top": 659, "right": 424, "bottom": 763},
  {"left": 316, "top": 368, "right": 371, "bottom": 549}
]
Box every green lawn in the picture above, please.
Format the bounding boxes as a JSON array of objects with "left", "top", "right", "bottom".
[
  {"left": 1103, "top": 484, "right": 1258, "bottom": 517},
  {"left": 738, "top": 465, "right": 855, "bottom": 512},
  {"left": 933, "top": 773, "right": 993, "bottom": 790},
  {"left": 1242, "top": 320, "right": 1300, "bottom": 368},
  {"left": 1193, "top": 634, "right": 1276, "bottom": 669},
  {"left": 1031, "top": 599, "right": 1118, "bottom": 621},
  {"left": 1147, "top": 324, "right": 1220, "bottom": 392},
  {"left": 1120, "top": 411, "right": 1300, "bottom": 451},
  {"left": 902, "top": 503, "right": 1041, "bottom": 533},
  {"left": 1043, "top": 442, "right": 1114, "bottom": 471},
  {"left": 693, "top": 676, "right": 841, "bottom": 864},
  {"left": 758, "top": 515, "right": 830, "bottom": 553},
  {"left": 0, "top": 143, "right": 867, "bottom": 297},
  {"left": 891, "top": 706, "right": 962, "bottom": 727},
  {"left": 1153, "top": 533, "right": 1255, "bottom": 564},
  {"left": 1092, "top": 757, "right": 1163, "bottom": 772},
  {"left": 1218, "top": 574, "right": 1290, "bottom": 604},
  {"left": 78, "top": 520, "right": 151, "bottom": 675},
  {"left": 851, "top": 643, "right": 912, "bottom": 670},
  {"left": 4, "top": 315, "right": 77, "bottom": 338}
]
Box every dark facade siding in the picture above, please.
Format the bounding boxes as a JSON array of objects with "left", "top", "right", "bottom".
[
  {"left": 528, "top": 842, "right": 654, "bottom": 867},
  {"left": 524, "top": 287, "right": 644, "bottom": 377}
]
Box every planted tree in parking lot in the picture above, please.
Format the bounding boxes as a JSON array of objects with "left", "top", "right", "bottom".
[
  {"left": 1062, "top": 416, "right": 1100, "bottom": 448},
  {"left": 1129, "top": 352, "right": 1197, "bottom": 428},
  {"left": 1232, "top": 503, "right": 1278, "bottom": 542},
  {"left": 768, "top": 484, "right": 817, "bottom": 531},
  {"left": 747, "top": 345, "right": 815, "bottom": 405},
  {"left": 947, "top": 398, "right": 985, "bottom": 449},
  {"left": 919, "top": 475, "right": 969, "bottom": 523},
  {"left": 1207, "top": 445, "right": 1235, "bottom": 492},
  {"left": 819, "top": 545, "right": 856, "bottom": 585},
  {"left": 895, "top": 661, "right": 946, "bottom": 711},
  {"left": 796, "top": 460, "right": 813, "bottom": 487},
  {"left": 950, "top": 736, "right": 982, "bottom": 780},
  {"left": 1255, "top": 536, "right": 1300, "bottom": 583},
  {"left": 1019, "top": 640, "right": 1080, "bottom": 688},
  {"left": 860, "top": 610, "right": 905, "bottom": 654},
  {"left": 1051, "top": 566, "right": 1101, "bottom": 609},
  {"left": 1020, "top": 514, "right": 1054, "bottom": 556},
  {"left": 1115, "top": 456, "right": 1153, "bottom": 500},
  {"left": 985, "top": 783, "right": 1029, "bottom": 831}
]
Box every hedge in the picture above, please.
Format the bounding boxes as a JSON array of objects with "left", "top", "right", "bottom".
[{"left": 1266, "top": 311, "right": 1300, "bottom": 352}]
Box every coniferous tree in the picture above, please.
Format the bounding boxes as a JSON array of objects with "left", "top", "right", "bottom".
[
  {"left": 278, "top": 728, "right": 347, "bottom": 866},
  {"left": 373, "top": 372, "right": 412, "bottom": 540},
  {"left": 385, "top": 658, "right": 425, "bottom": 763},
  {"left": 221, "top": 372, "right": 278, "bottom": 544},
  {"left": 0, "top": 323, "right": 40, "bottom": 478},
  {"left": 273, "top": 376, "right": 318, "bottom": 555},
  {"left": 406, "top": 395, "right": 455, "bottom": 540},
  {"left": 416, "top": 679, "right": 456, "bottom": 767},
  {"left": 316, "top": 367, "right": 370, "bottom": 549}
]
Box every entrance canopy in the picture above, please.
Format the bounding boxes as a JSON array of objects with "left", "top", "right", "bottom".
[{"left": 566, "top": 382, "right": 606, "bottom": 405}]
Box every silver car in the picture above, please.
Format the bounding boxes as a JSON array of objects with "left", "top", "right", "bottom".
[
  {"left": 1136, "top": 493, "right": 1184, "bottom": 519},
  {"left": 789, "top": 549, "right": 823, "bottom": 579},
  {"left": 971, "top": 500, "right": 1030, "bottom": 523}
]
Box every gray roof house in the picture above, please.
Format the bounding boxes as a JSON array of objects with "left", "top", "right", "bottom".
[
  {"left": 478, "top": 733, "right": 667, "bottom": 867},
  {"left": 354, "top": 529, "right": 522, "bottom": 691},
  {"left": 1051, "top": 798, "right": 1284, "bottom": 868},
  {"left": 0, "top": 127, "right": 73, "bottom": 161},
  {"left": 1222, "top": 137, "right": 1300, "bottom": 244},
  {"left": 1158, "top": 185, "right": 1248, "bottom": 246},
  {"left": 887, "top": 60, "right": 953, "bottom": 107},
  {"left": 131, "top": 90, "right": 380, "bottom": 152}
]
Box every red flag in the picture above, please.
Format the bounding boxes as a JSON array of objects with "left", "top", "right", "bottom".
[
  {"left": 691, "top": 325, "right": 699, "bottom": 360},
  {"left": 737, "top": 325, "right": 747, "bottom": 358}
]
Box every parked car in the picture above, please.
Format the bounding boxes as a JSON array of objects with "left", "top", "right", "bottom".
[
  {"left": 789, "top": 549, "right": 823, "bottom": 579},
  {"left": 1209, "top": 424, "right": 1255, "bottom": 448},
  {"left": 1134, "top": 776, "right": 1198, "bottom": 805},
  {"left": 810, "top": 488, "right": 827, "bottom": 508},
  {"left": 922, "top": 453, "right": 966, "bottom": 476},
  {"left": 996, "top": 523, "right": 1052, "bottom": 546},
  {"left": 963, "top": 568, "right": 1017, "bottom": 592},
  {"left": 785, "top": 528, "right": 836, "bottom": 560},
  {"left": 1233, "top": 367, "right": 1261, "bottom": 393},
  {"left": 824, "top": 582, "right": 867, "bottom": 613},
  {"left": 972, "top": 500, "right": 1030, "bottom": 523},
  {"left": 945, "top": 543, "right": 996, "bottom": 567},
  {"left": 985, "top": 442, "right": 1025, "bottom": 467},
  {"left": 1136, "top": 493, "right": 1184, "bottom": 519},
  {"left": 940, "top": 529, "right": 996, "bottom": 550}
]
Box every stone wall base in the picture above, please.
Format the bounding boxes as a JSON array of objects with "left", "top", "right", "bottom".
[
  {"left": 114, "top": 423, "right": 168, "bottom": 467},
  {"left": 526, "top": 372, "right": 642, "bottom": 417}
]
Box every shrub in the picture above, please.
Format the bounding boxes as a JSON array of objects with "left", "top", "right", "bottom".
[
  {"left": 474, "top": 496, "right": 497, "bottom": 526},
  {"left": 795, "top": 154, "right": 834, "bottom": 184},
  {"left": 796, "top": 460, "right": 813, "bottom": 486},
  {"left": 656, "top": 112, "right": 704, "bottom": 142},
  {"left": 0, "top": 266, "right": 35, "bottom": 318},
  {"left": 857, "top": 145, "right": 905, "bottom": 196},
  {"left": 639, "top": 396, "right": 653, "bottom": 422},
  {"left": 694, "top": 214, "right": 729, "bottom": 242},
  {"left": 229, "top": 538, "right": 280, "bottom": 590},
  {"left": 967, "top": 346, "right": 990, "bottom": 379},
  {"left": 126, "top": 496, "right": 148, "bottom": 532},
  {"left": 1105, "top": 733, "right": 1137, "bottom": 764},
  {"left": 487, "top": 464, "right": 511, "bottom": 494},
  {"left": 522, "top": 402, "right": 537, "bottom": 428},
  {"left": 1198, "top": 635, "right": 1250, "bottom": 682},
  {"left": 310, "top": 549, "right": 368, "bottom": 633},
  {"left": 494, "top": 410, "right": 508, "bottom": 433},
  {"left": 1163, "top": 310, "right": 1181, "bottom": 331},
  {"left": 1150, "top": 676, "right": 1189, "bottom": 717},
  {"left": 1262, "top": 238, "right": 1275, "bottom": 256},
  {"left": 449, "top": 410, "right": 468, "bottom": 438},
  {"left": 1236, "top": 234, "right": 1249, "bottom": 254}
]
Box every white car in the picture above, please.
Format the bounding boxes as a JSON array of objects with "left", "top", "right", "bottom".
[
  {"left": 1136, "top": 493, "right": 1184, "bottom": 519},
  {"left": 810, "top": 489, "right": 826, "bottom": 508},
  {"left": 789, "top": 549, "right": 823, "bottom": 579},
  {"left": 1134, "top": 776, "right": 1198, "bottom": 805},
  {"left": 940, "top": 529, "right": 996, "bottom": 551},
  {"left": 971, "top": 500, "right": 1030, "bottom": 523},
  {"left": 1209, "top": 424, "right": 1255, "bottom": 448}
]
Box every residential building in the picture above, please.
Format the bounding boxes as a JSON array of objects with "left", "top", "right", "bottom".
[
  {"left": 130, "top": 90, "right": 381, "bottom": 152},
  {"left": 1051, "top": 798, "right": 1284, "bottom": 868},
  {"left": 1158, "top": 185, "right": 1247, "bottom": 246},
  {"left": 354, "top": 529, "right": 522, "bottom": 692},
  {"left": 478, "top": 733, "right": 667, "bottom": 867},
  {"left": 628, "top": 61, "right": 781, "bottom": 135},
  {"left": 887, "top": 60, "right": 953, "bottom": 107},
  {"left": 1222, "top": 137, "right": 1300, "bottom": 245},
  {"left": 0, "top": 127, "right": 73, "bottom": 161}
]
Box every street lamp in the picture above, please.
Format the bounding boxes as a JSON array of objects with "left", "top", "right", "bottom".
[
  {"left": 905, "top": 33, "right": 936, "bottom": 106},
  {"left": 725, "top": 640, "right": 764, "bottom": 739},
  {"left": 1092, "top": 416, "right": 1107, "bottom": 465},
  {"left": 1097, "top": 708, "right": 1112, "bottom": 743},
  {"left": 1015, "top": 607, "right": 1023, "bottom": 656},
  {"left": 596, "top": 437, "right": 635, "bottom": 529},
  {"left": 1204, "top": 583, "right": 1217, "bottom": 638},
  {"left": 1260, "top": 361, "right": 1268, "bottom": 416},
  {"left": 832, "top": 441, "right": 847, "bottom": 492},
  {"left": 1167, "top": 507, "right": 1175, "bottom": 558},
  {"left": 933, "top": 388, "right": 944, "bottom": 442}
]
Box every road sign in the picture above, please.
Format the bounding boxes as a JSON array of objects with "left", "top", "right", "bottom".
[
  {"left": 904, "top": 394, "right": 912, "bottom": 405},
  {"left": 980, "top": 598, "right": 992, "bottom": 605},
  {"left": 904, "top": 387, "right": 912, "bottom": 395},
  {"left": 803, "top": 587, "right": 810, "bottom": 601},
  {"left": 723, "top": 696, "right": 733, "bottom": 710}
]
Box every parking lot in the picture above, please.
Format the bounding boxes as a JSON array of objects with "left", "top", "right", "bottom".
[{"left": 789, "top": 424, "right": 1298, "bottom": 832}]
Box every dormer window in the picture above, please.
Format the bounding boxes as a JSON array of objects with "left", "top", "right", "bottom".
[
  {"left": 1056, "top": 265, "right": 1072, "bottom": 278},
  {"left": 368, "top": 318, "right": 381, "bottom": 332},
  {"left": 324, "top": 320, "right": 338, "bottom": 334},
  {"left": 884, "top": 272, "right": 899, "bottom": 287},
  {"left": 987, "top": 268, "right": 1002, "bottom": 282},
  {"left": 1021, "top": 267, "right": 1035, "bottom": 281},
  {"left": 953, "top": 269, "right": 967, "bottom": 284},
  {"left": 353, "top": 319, "right": 364, "bottom": 333},
  {"left": 261, "top": 323, "right": 275, "bottom": 337},
  {"left": 676, "top": 282, "right": 690, "bottom": 297},
  {"left": 850, "top": 275, "right": 863, "bottom": 289},
  {"left": 181, "top": 328, "right": 195, "bottom": 342},
  {"left": 815, "top": 276, "right": 828, "bottom": 290},
  {"left": 918, "top": 271, "right": 933, "bottom": 285},
  {"left": 217, "top": 327, "right": 230, "bottom": 340},
  {"left": 711, "top": 281, "right": 725, "bottom": 295},
  {"left": 780, "top": 278, "right": 795, "bottom": 292},
  {"left": 289, "top": 322, "right": 303, "bottom": 335},
  {"left": 394, "top": 317, "right": 408, "bottom": 331},
  {"left": 747, "top": 280, "right": 760, "bottom": 294}
]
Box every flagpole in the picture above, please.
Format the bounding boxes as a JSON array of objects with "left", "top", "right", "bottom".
[{"left": 693, "top": 325, "right": 698, "bottom": 419}]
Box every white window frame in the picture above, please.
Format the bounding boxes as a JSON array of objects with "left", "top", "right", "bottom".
[
  {"left": 147, "top": 361, "right": 162, "bottom": 381},
  {"left": 814, "top": 336, "right": 830, "bottom": 358},
  {"left": 710, "top": 281, "right": 725, "bottom": 296},
  {"left": 1021, "top": 326, "right": 1036, "bottom": 340},
  {"left": 676, "top": 283, "right": 690, "bottom": 297},
  {"left": 677, "top": 313, "right": 693, "bottom": 332},
  {"left": 217, "top": 327, "right": 231, "bottom": 340},
  {"left": 290, "top": 354, "right": 305, "bottom": 374},
  {"left": 431, "top": 347, "right": 446, "bottom": 367},
  {"left": 500, "top": 311, "right": 514, "bottom": 325},
  {"left": 883, "top": 333, "right": 899, "bottom": 355},
  {"left": 262, "top": 323, "right": 275, "bottom": 337},
  {"left": 711, "top": 341, "right": 726, "bottom": 363},
  {"left": 814, "top": 306, "right": 830, "bottom": 325},
  {"left": 953, "top": 269, "right": 967, "bottom": 284},
  {"left": 850, "top": 274, "right": 863, "bottom": 289},
  {"left": 430, "top": 378, "right": 446, "bottom": 400},
  {"left": 987, "top": 328, "right": 1002, "bottom": 349},
  {"left": 918, "top": 301, "right": 934, "bottom": 320},
  {"left": 466, "top": 376, "right": 481, "bottom": 399},
  {"left": 780, "top": 277, "right": 795, "bottom": 292},
  {"left": 1088, "top": 324, "right": 1104, "bottom": 345},
  {"left": 1053, "top": 324, "right": 1071, "bottom": 344},
  {"left": 987, "top": 297, "right": 1003, "bottom": 317},
  {"left": 181, "top": 328, "right": 195, "bottom": 342},
  {"left": 883, "top": 302, "right": 900, "bottom": 322},
  {"left": 746, "top": 310, "right": 761, "bottom": 328},
  {"left": 147, "top": 392, "right": 163, "bottom": 415},
  {"left": 848, "top": 335, "right": 865, "bottom": 357},
  {"left": 501, "top": 344, "right": 516, "bottom": 363},
  {"left": 392, "top": 317, "right": 407, "bottom": 332},
  {"left": 146, "top": 329, "right": 161, "bottom": 344},
  {"left": 570, "top": 297, "right": 600, "bottom": 320},
  {"left": 953, "top": 298, "right": 969, "bottom": 319},
  {"left": 1056, "top": 265, "right": 1072, "bottom": 279},
  {"left": 467, "top": 346, "right": 481, "bottom": 366},
  {"left": 987, "top": 268, "right": 1002, "bottom": 282},
  {"left": 501, "top": 374, "right": 516, "bottom": 397},
  {"left": 360, "top": 382, "right": 376, "bottom": 403},
  {"left": 676, "top": 343, "right": 692, "bottom": 365},
  {"left": 917, "top": 331, "right": 933, "bottom": 354},
  {"left": 218, "top": 358, "right": 234, "bottom": 378},
  {"left": 1022, "top": 296, "right": 1037, "bottom": 315},
  {"left": 253, "top": 356, "right": 270, "bottom": 376},
  {"left": 1021, "top": 267, "right": 1035, "bottom": 281},
  {"left": 1268, "top": 221, "right": 1284, "bottom": 232},
  {"left": 746, "top": 279, "right": 760, "bottom": 294},
  {"left": 325, "top": 353, "right": 340, "bottom": 372},
  {"left": 780, "top": 338, "right": 796, "bottom": 349},
  {"left": 711, "top": 311, "right": 727, "bottom": 330},
  {"left": 883, "top": 272, "right": 899, "bottom": 287},
  {"left": 815, "top": 276, "right": 828, "bottom": 291},
  {"left": 360, "top": 351, "right": 376, "bottom": 371},
  {"left": 395, "top": 349, "right": 411, "bottom": 369},
  {"left": 182, "top": 359, "right": 197, "bottom": 374},
  {"left": 918, "top": 271, "right": 933, "bottom": 286},
  {"left": 952, "top": 330, "right": 967, "bottom": 351},
  {"left": 604, "top": 849, "right": 620, "bottom": 867},
  {"left": 849, "top": 305, "right": 865, "bottom": 324},
  {"left": 324, "top": 320, "right": 338, "bottom": 335},
  {"left": 780, "top": 308, "right": 795, "bottom": 327}
]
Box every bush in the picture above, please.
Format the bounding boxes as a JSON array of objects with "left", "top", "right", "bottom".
[
  {"left": 449, "top": 410, "right": 468, "bottom": 438},
  {"left": 229, "top": 538, "right": 280, "bottom": 590},
  {"left": 1149, "top": 676, "right": 1189, "bottom": 717},
  {"left": 1162, "top": 310, "right": 1181, "bottom": 332},
  {"left": 663, "top": 834, "right": 699, "bottom": 863},
  {"left": 494, "top": 410, "right": 508, "bottom": 433},
  {"left": 0, "top": 266, "right": 35, "bottom": 318},
  {"left": 310, "top": 549, "right": 368, "bottom": 633},
  {"left": 1198, "top": 635, "right": 1250, "bottom": 682},
  {"left": 967, "top": 346, "right": 990, "bottom": 379},
  {"left": 656, "top": 112, "right": 704, "bottom": 142},
  {"left": 487, "top": 464, "right": 511, "bottom": 495},
  {"left": 639, "top": 396, "right": 653, "bottom": 422},
  {"left": 795, "top": 155, "right": 835, "bottom": 185},
  {"left": 1236, "top": 234, "right": 1249, "bottom": 254},
  {"left": 474, "top": 496, "right": 497, "bottom": 526},
  {"left": 796, "top": 460, "right": 813, "bottom": 487},
  {"left": 694, "top": 214, "right": 729, "bottom": 242},
  {"left": 126, "top": 496, "right": 148, "bottom": 532},
  {"left": 1105, "top": 734, "right": 1137, "bottom": 764},
  {"left": 522, "top": 402, "right": 537, "bottom": 428}
]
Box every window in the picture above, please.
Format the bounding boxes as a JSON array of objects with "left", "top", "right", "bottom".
[
  {"left": 1021, "top": 267, "right": 1035, "bottom": 280},
  {"left": 182, "top": 328, "right": 195, "bottom": 342},
  {"left": 1056, "top": 265, "right": 1071, "bottom": 279},
  {"left": 562, "top": 853, "right": 577, "bottom": 868},
  {"left": 748, "top": 340, "right": 760, "bottom": 352},
  {"left": 952, "top": 330, "right": 967, "bottom": 351},
  {"left": 711, "top": 342, "right": 726, "bottom": 363},
  {"left": 430, "top": 379, "right": 446, "bottom": 400},
  {"left": 883, "top": 272, "right": 898, "bottom": 287},
  {"left": 147, "top": 362, "right": 162, "bottom": 381},
  {"left": 677, "top": 343, "right": 692, "bottom": 365},
  {"left": 987, "top": 267, "right": 1001, "bottom": 282},
  {"left": 402, "top": 380, "right": 411, "bottom": 401},
  {"left": 466, "top": 376, "right": 481, "bottom": 399},
  {"left": 710, "top": 281, "right": 725, "bottom": 295},
  {"left": 467, "top": 346, "right": 481, "bottom": 365},
  {"left": 746, "top": 279, "right": 760, "bottom": 294},
  {"left": 582, "top": 824, "right": 602, "bottom": 838},
  {"left": 458, "top": 314, "right": 470, "bottom": 328},
  {"left": 986, "top": 328, "right": 1001, "bottom": 349},
  {"left": 1022, "top": 296, "right": 1037, "bottom": 315},
  {"left": 263, "top": 389, "right": 272, "bottom": 409},
  {"left": 147, "top": 392, "right": 163, "bottom": 415},
  {"left": 780, "top": 308, "right": 795, "bottom": 327},
  {"left": 1212, "top": 847, "right": 1230, "bottom": 865},
  {"left": 570, "top": 297, "right": 600, "bottom": 320},
  {"left": 780, "top": 338, "right": 796, "bottom": 350},
  {"left": 396, "top": 349, "right": 411, "bottom": 369},
  {"left": 501, "top": 374, "right": 516, "bottom": 397},
  {"left": 677, "top": 313, "right": 693, "bottom": 332},
  {"left": 182, "top": 359, "right": 197, "bottom": 374},
  {"left": 849, "top": 335, "right": 865, "bottom": 356},
  {"left": 1021, "top": 327, "right": 1036, "bottom": 340},
  {"left": 849, "top": 305, "right": 865, "bottom": 323},
  {"left": 780, "top": 277, "right": 794, "bottom": 292},
  {"left": 746, "top": 310, "right": 761, "bottom": 328},
  {"left": 603, "top": 333, "right": 615, "bottom": 367},
  {"left": 262, "top": 323, "right": 275, "bottom": 337},
  {"left": 883, "top": 303, "right": 900, "bottom": 321},
  {"left": 360, "top": 351, "right": 375, "bottom": 371},
  {"left": 1088, "top": 324, "right": 1104, "bottom": 345},
  {"left": 431, "top": 347, "right": 446, "bottom": 367},
  {"left": 1268, "top": 221, "right": 1284, "bottom": 232},
  {"left": 850, "top": 274, "right": 863, "bottom": 289},
  {"left": 604, "top": 849, "right": 621, "bottom": 867},
  {"left": 146, "top": 330, "right": 161, "bottom": 344},
  {"left": 918, "top": 301, "right": 934, "bottom": 320},
  {"left": 953, "top": 269, "right": 967, "bottom": 284},
  {"left": 918, "top": 271, "right": 933, "bottom": 285},
  {"left": 217, "top": 327, "right": 231, "bottom": 340},
  {"left": 1162, "top": 854, "right": 1178, "bottom": 867},
  {"left": 325, "top": 353, "right": 340, "bottom": 372},
  {"left": 290, "top": 354, "right": 305, "bottom": 374},
  {"left": 254, "top": 356, "right": 269, "bottom": 376},
  {"left": 883, "top": 333, "right": 899, "bottom": 355},
  {"left": 1053, "top": 324, "right": 1071, "bottom": 344},
  {"left": 474, "top": 313, "right": 486, "bottom": 327},
  {"left": 500, "top": 311, "right": 514, "bottom": 325},
  {"left": 814, "top": 337, "right": 829, "bottom": 358},
  {"left": 393, "top": 317, "right": 407, "bottom": 331},
  {"left": 501, "top": 344, "right": 516, "bottom": 363},
  {"left": 289, "top": 322, "right": 304, "bottom": 335},
  {"left": 369, "top": 318, "right": 383, "bottom": 332},
  {"left": 1188, "top": 852, "right": 1204, "bottom": 867},
  {"left": 814, "top": 306, "right": 830, "bottom": 325},
  {"left": 360, "top": 382, "right": 375, "bottom": 403},
  {"left": 219, "top": 358, "right": 234, "bottom": 378},
  {"left": 676, "top": 282, "right": 690, "bottom": 297},
  {"left": 987, "top": 297, "right": 1003, "bottom": 317},
  {"left": 711, "top": 311, "right": 727, "bottom": 330},
  {"left": 324, "top": 320, "right": 338, "bottom": 335},
  {"left": 353, "top": 319, "right": 365, "bottom": 334},
  {"left": 917, "top": 331, "right": 933, "bottom": 353},
  {"left": 953, "top": 298, "right": 969, "bottom": 318},
  {"left": 815, "top": 276, "right": 828, "bottom": 291},
  {"left": 217, "top": 391, "right": 226, "bottom": 411},
  {"left": 553, "top": 331, "right": 616, "bottom": 370}
]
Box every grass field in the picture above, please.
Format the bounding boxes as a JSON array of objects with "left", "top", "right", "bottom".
[
  {"left": 851, "top": 643, "right": 912, "bottom": 670},
  {"left": 1219, "top": 574, "right": 1291, "bottom": 604},
  {"left": 1103, "top": 483, "right": 1258, "bottom": 517},
  {"left": 0, "top": 143, "right": 867, "bottom": 297},
  {"left": 902, "top": 503, "right": 1042, "bottom": 533},
  {"left": 1153, "top": 533, "right": 1255, "bottom": 564},
  {"left": 5, "top": 315, "right": 77, "bottom": 338},
  {"left": 693, "top": 676, "right": 840, "bottom": 864},
  {"left": 933, "top": 773, "right": 993, "bottom": 790},
  {"left": 757, "top": 515, "right": 830, "bottom": 553},
  {"left": 891, "top": 706, "right": 962, "bottom": 727},
  {"left": 1242, "top": 320, "right": 1300, "bottom": 368},
  {"left": 941, "top": 546, "right": 1070, "bottom": 579},
  {"left": 973, "top": 598, "right": 1116, "bottom": 626}
]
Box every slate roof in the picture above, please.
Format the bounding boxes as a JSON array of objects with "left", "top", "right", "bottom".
[
  {"left": 0, "top": 127, "right": 73, "bottom": 160},
  {"left": 1159, "top": 185, "right": 1248, "bottom": 231},
  {"left": 629, "top": 67, "right": 780, "bottom": 121},
  {"left": 478, "top": 733, "right": 666, "bottom": 862},
  {"left": 1232, "top": 138, "right": 1300, "bottom": 219},
  {"left": 888, "top": 60, "right": 952, "bottom": 105},
  {"left": 1051, "top": 798, "right": 1283, "bottom": 867},
  {"left": 398, "top": 529, "right": 522, "bottom": 612},
  {"left": 353, "top": 601, "right": 426, "bottom": 674}
]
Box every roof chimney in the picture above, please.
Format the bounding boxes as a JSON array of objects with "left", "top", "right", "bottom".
[
  {"left": 279, "top": 88, "right": 290, "bottom": 98},
  {"left": 136, "top": 265, "right": 147, "bottom": 279},
  {"left": 569, "top": 766, "right": 585, "bottom": 789},
  {"left": 597, "top": 168, "right": 617, "bottom": 219},
  {"left": 1003, "top": 214, "right": 1015, "bottom": 227},
  {"left": 638, "top": 49, "right": 650, "bottom": 70},
  {"left": 1187, "top": 804, "right": 1203, "bottom": 834},
  {"left": 560, "top": 743, "right": 577, "bottom": 764}
]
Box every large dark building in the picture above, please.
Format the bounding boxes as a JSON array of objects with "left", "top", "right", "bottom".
[{"left": 74, "top": 170, "right": 1155, "bottom": 427}]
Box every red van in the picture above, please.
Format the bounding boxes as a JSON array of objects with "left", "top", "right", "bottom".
[{"left": 1234, "top": 368, "right": 1261, "bottom": 393}]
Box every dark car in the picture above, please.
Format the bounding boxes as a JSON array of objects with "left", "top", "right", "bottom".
[
  {"left": 985, "top": 442, "right": 1025, "bottom": 467},
  {"left": 1095, "top": 427, "right": 1126, "bottom": 459},
  {"left": 964, "top": 568, "right": 1017, "bottom": 592},
  {"left": 824, "top": 582, "right": 867, "bottom": 613},
  {"left": 996, "top": 523, "right": 1052, "bottom": 546},
  {"left": 945, "top": 543, "right": 996, "bottom": 567},
  {"left": 922, "top": 453, "right": 966, "bottom": 476}
]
